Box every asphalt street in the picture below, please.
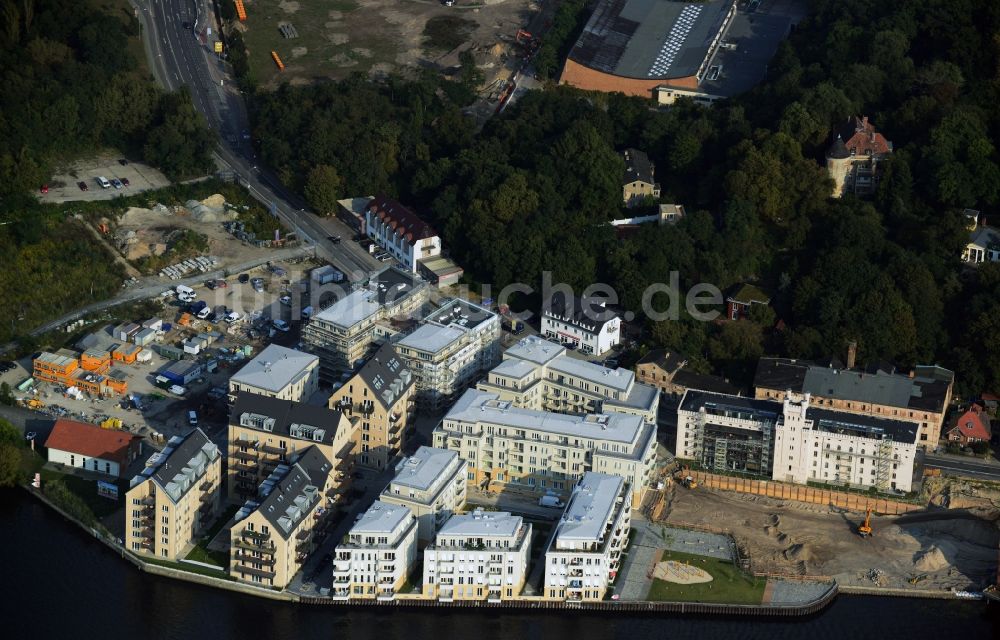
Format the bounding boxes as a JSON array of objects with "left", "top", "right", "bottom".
[
  {"left": 922, "top": 453, "right": 1000, "bottom": 481},
  {"left": 132, "top": 0, "right": 380, "bottom": 280}
]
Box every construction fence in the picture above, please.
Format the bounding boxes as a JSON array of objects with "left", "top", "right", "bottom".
[{"left": 686, "top": 471, "right": 922, "bottom": 516}]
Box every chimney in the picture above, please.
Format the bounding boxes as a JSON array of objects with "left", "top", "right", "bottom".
[{"left": 846, "top": 341, "right": 857, "bottom": 370}]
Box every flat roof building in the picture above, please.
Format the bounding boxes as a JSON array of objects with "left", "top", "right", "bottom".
[
  {"left": 478, "top": 336, "right": 658, "bottom": 423},
  {"left": 332, "top": 501, "right": 419, "bottom": 601},
  {"left": 395, "top": 298, "right": 501, "bottom": 411},
  {"left": 678, "top": 390, "right": 918, "bottom": 492},
  {"left": 561, "top": 0, "right": 737, "bottom": 99},
  {"left": 544, "top": 473, "right": 632, "bottom": 602},
  {"left": 228, "top": 344, "right": 320, "bottom": 404},
  {"left": 380, "top": 446, "right": 468, "bottom": 542},
  {"left": 422, "top": 509, "right": 532, "bottom": 602},
  {"left": 435, "top": 389, "right": 656, "bottom": 502},
  {"left": 302, "top": 267, "right": 429, "bottom": 378},
  {"left": 754, "top": 357, "right": 954, "bottom": 448}
]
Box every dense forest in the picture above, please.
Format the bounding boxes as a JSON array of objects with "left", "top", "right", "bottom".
[
  {"left": 0, "top": 0, "right": 216, "bottom": 345},
  {"left": 251, "top": 0, "right": 1000, "bottom": 397},
  {"left": 0, "top": 0, "right": 213, "bottom": 205}
]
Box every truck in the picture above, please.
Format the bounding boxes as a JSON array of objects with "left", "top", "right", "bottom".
[
  {"left": 311, "top": 265, "right": 344, "bottom": 285},
  {"left": 538, "top": 495, "right": 565, "bottom": 509}
]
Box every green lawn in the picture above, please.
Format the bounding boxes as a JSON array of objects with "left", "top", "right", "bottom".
[
  {"left": 646, "top": 550, "right": 765, "bottom": 605},
  {"left": 143, "top": 555, "right": 235, "bottom": 580},
  {"left": 185, "top": 543, "right": 229, "bottom": 568},
  {"left": 40, "top": 467, "right": 124, "bottom": 519}
]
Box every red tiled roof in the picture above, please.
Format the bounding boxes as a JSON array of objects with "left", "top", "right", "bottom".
[
  {"left": 841, "top": 116, "right": 892, "bottom": 156},
  {"left": 947, "top": 407, "right": 991, "bottom": 442},
  {"left": 44, "top": 419, "right": 139, "bottom": 464},
  {"left": 366, "top": 195, "right": 437, "bottom": 242}
]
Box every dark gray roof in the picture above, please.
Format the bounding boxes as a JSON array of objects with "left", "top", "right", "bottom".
[
  {"left": 352, "top": 342, "right": 415, "bottom": 410},
  {"left": 680, "top": 389, "right": 779, "bottom": 417},
  {"left": 146, "top": 428, "right": 219, "bottom": 504},
  {"left": 255, "top": 446, "right": 331, "bottom": 540},
  {"left": 682, "top": 390, "right": 918, "bottom": 444},
  {"left": 637, "top": 349, "right": 687, "bottom": 372},
  {"left": 543, "top": 292, "right": 619, "bottom": 333},
  {"left": 672, "top": 370, "right": 742, "bottom": 395},
  {"left": 230, "top": 392, "right": 344, "bottom": 445},
  {"left": 568, "top": 0, "right": 733, "bottom": 80},
  {"left": 827, "top": 135, "right": 851, "bottom": 159},
  {"left": 806, "top": 407, "right": 918, "bottom": 444},
  {"left": 623, "top": 148, "right": 655, "bottom": 185},
  {"left": 754, "top": 358, "right": 952, "bottom": 414}
]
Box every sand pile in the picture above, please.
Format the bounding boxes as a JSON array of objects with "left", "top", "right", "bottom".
[
  {"left": 784, "top": 543, "right": 814, "bottom": 562},
  {"left": 652, "top": 560, "right": 713, "bottom": 585},
  {"left": 185, "top": 195, "right": 235, "bottom": 223},
  {"left": 914, "top": 546, "right": 948, "bottom": 572}
]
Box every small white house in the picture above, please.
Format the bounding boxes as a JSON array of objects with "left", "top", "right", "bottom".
[
  {"left": 44, "top": 419, "right": 141, "bottom": 478},
  {"left": 541, "top": 294, "right": 620, "bottom": 356}
]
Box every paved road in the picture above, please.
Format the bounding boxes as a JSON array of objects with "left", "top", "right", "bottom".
[
  {"left": 923, "top": 453, "right": 1000, "bottom": 481},
  {"left": 132, "top": 0, "right": 381, "bottom": 280}
]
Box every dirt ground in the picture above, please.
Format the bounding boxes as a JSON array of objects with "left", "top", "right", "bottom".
[
  {"left": 663, "top": 486, "right": 1000, "bottom": 591},
  {"left": 241, "top": 0, "right": 540, "bottom": 87},
  {"left": 40, "top": 151, "right": 172, "bottom": 204},
  {"left": 106, "top": 194, "right": 284, "bottom": 275}
]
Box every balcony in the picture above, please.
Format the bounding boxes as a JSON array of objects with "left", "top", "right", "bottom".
[
  {"left": 200, "top": 489, "right": 216, "bottom": 502},
  {"left": 233, "top": 537, "right": 275, "bottom": 553},
  {"left": 232, "top": 462, "right": 257, "bottom": 473},
  {"left": 233, "top": 565, "right": 275, "bottom": 581},
  {"left": 260, "top": 444, "right": 286, "bottom": 456},
  {"left": 233, "top": 552, "right": 275, "bottom": 566},
  {"left": 233, "top": 450, "right": 258, "bottom": 462},
  {"left": 140, "top": 540, "right": 154, "bottom": 551},
  {"left": 331, "top": 588, "right": 351, "bottom": 599}
]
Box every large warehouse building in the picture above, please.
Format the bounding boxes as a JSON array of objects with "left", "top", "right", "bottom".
[{"left": 560, "top": 0, "right": 737, "bottom": 99}]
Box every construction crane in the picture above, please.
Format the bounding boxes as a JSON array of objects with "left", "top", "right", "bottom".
[{"left": 857, "top": 507, "right": 873, "bottom": 537}]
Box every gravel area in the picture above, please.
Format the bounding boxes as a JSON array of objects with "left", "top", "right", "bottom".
[
  {"left": 654, "top": 525, "right": 735, "bottom": 560},
  {"left": 767, "top": 578, "right": 833, "bottom": 604}
]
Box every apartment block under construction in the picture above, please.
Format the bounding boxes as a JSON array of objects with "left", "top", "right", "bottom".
[
  {"left": 33, "top": 350, "right": 128, "bottom": 396},
  {"left": 677, "top": 390, "right": 918, "bottom": 492}
]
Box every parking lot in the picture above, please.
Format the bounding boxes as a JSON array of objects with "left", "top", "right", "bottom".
[{"left": 39, "top": 151, "right": 172, "bottom": 204}]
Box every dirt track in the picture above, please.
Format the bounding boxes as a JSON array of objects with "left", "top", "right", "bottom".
[{"left": 663, "top": 487, "right": 999, "bottom": 591}]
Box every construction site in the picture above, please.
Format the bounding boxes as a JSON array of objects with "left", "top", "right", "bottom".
[
  {"left": 235, "top": 0, "right": 549, "bottom": 110},
  {"left": 649, "top": 471, "right": 1000, "bottom": 594}
]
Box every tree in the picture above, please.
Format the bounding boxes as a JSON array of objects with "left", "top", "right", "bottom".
[
  {"left": 0, "top": 381, "right": 12, "bottom": 406},
  {"left": 303, "top": 165, "right": 343, "bottom": 215},
  {"left": 0, "top": 443, "right": 20, "bottom": 487},
  {"left": 0, "top": 418, "right": 20, "bottom": 445}
]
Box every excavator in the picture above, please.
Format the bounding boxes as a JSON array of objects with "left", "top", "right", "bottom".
[{"left": 857, "top": 507, "right": 873, "bottom": 538}]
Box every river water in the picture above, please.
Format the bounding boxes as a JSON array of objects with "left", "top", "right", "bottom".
[{"left": 2, "top": 491, "right": 997, "bottom": 640}]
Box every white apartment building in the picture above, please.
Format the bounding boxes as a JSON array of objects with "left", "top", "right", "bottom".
[
  {"left": 332, "top": 501, "right": 418, "bottom": 600},
  {"left": 678, "top": 390, "right": 918, "bottom": 492},
  {"left": 541, "top": 293, "right": 620, "bottom": 356},
  {"left": 379, "top": 446, "right": 468, "bottom": 542},
  {"left": 477, "top": 336, "right": 659, "bottom": 423},
  {"left": 302, "top": 267, "right": 428, "bottom": 378},
  {"left": 364, "top": 196, "right": 441, "bottom": 272},
  {"left": 422, "top": 509, "right": 532, "bottom": 602},
  {"left": 434, "top": 389, "right": 657, "bottom": 502},
  {"left": 227, "top": 344, "right": 320, "bottom": 404},
  {"left": 394, "top": 298, "right": 501, "bottom": 411},
  {"left": 544, "top": 472, "right": 632, "bottom": 602}
]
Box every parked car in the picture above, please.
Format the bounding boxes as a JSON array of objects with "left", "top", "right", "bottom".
[
  {"left": 215, "top": 279, "right": 228, "bottom": 288},
  {"left": 238, "top": 273, "right": 250, "bottom": 284},
  {"left": 118, "top": 158, "right": 129, "bottom": 166},
  {"left": 39, "top": 185, "right": 48, "bottom": 194},
  {"left": 272, "top": 319, "right": 290, "bottom": 332},
  {"left": 205, "top": 280, "right": 217, "bottom": 290},
  {"left": 77, "top": 181, "right": 88, "bottom": 191},
  {"left": 168, "top": 384, "right": 186, "bottom": 396},
  {"left": 224, "top": 311, "right": 242, "bottom": 323},
  {"left": 0, "top": 361, "right": 16, "bottom": 372},
  {"left": 96, "top": 176, "right": 111, "bottom": 189},
  {"left": 188, "top": 410, "right": 198, "bottom": 426},
  {"left": 279, "top": 295, "right": 292, "bottom": 306},
  {"left": 110, "top": 178, "right": 123, "bottom": 189},
  {"left": 120, "top": 177, "right": 130, "bottom": 187},
  {"left": 196, "top": 307, "right": 211, "bottom": 320},
  {"left": 328, "top": 235, "right": 342, "bottom": 244},
  {"left": 251, "top": 278, "right": 265, "bottom": 292}
]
